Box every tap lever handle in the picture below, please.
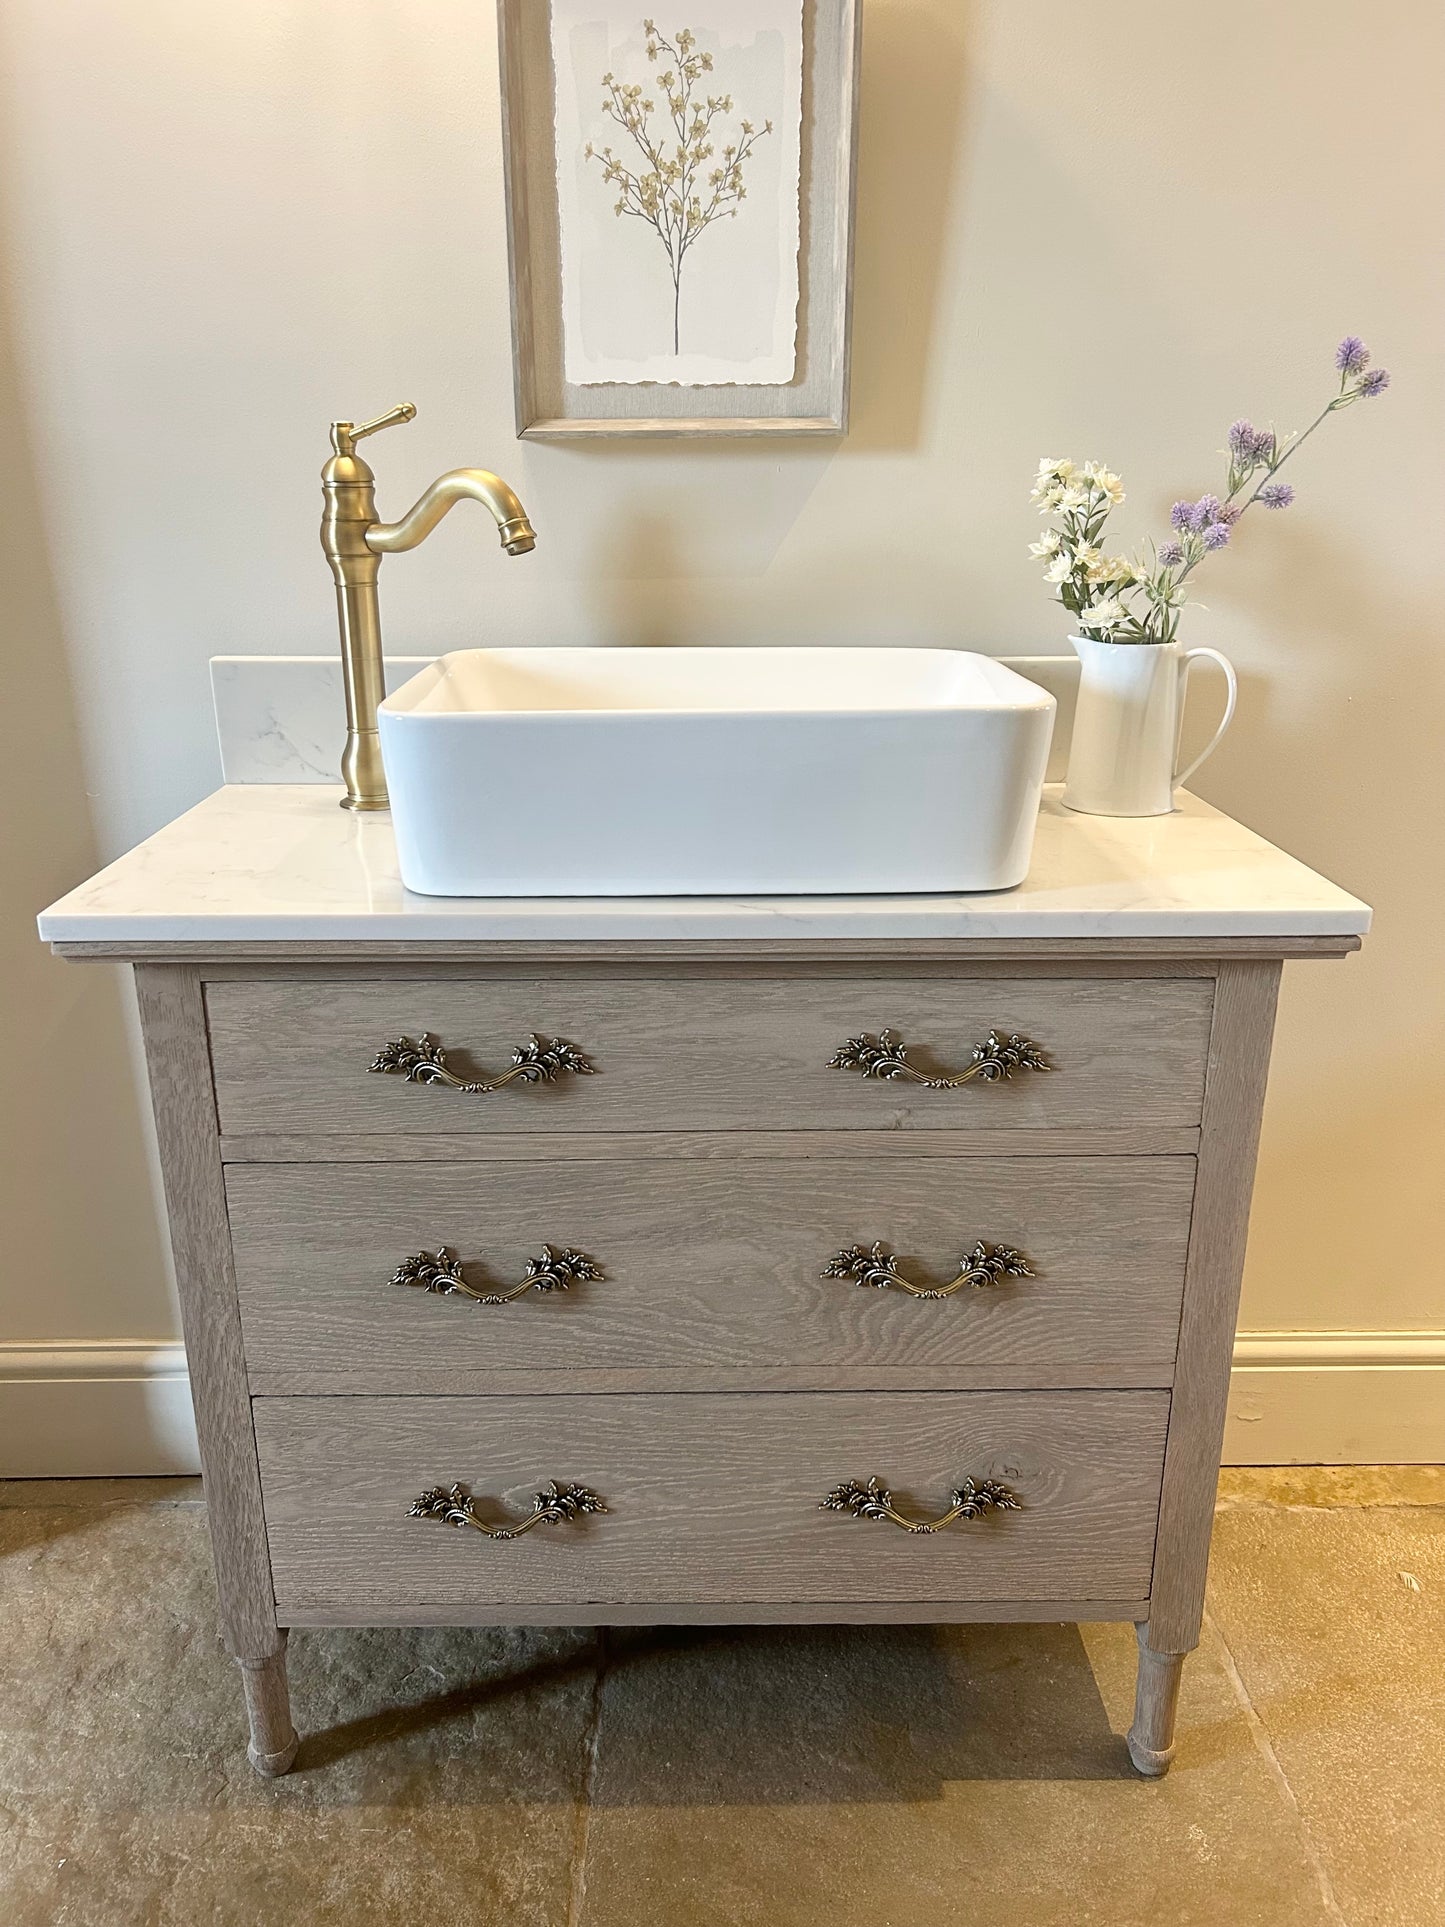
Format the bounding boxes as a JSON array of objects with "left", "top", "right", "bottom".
[
  {"left": 330, "top": 404, "right": 417, "bottom": 457},
  {"left": 351, "top": 403, "right": 417, "bottom": 440}
]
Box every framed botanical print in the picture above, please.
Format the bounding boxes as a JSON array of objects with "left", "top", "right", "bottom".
[{"left": 497, "top": 0, "right": 862, "bottom": 437}]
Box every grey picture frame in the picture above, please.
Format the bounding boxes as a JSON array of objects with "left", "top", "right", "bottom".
[{"left": 496, "top": 0, "right": 862, "bottom": 439}]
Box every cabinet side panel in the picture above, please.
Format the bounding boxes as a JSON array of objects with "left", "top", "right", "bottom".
[
  {"left": 133, "top": 963, "right": 279, "bottom": 1656},
  {"left": 1147, "top": 959, "right": 1282, "bottom": 1651}
]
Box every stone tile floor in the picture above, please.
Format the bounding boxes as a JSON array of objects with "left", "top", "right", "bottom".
[{"left": 2, "top": 1469, "right": 1441, "bottom": 1926}]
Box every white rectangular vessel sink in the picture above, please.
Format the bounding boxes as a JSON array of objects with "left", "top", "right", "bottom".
[{"left": 377, "top": 647, "right": 1055, "bottom": 897}]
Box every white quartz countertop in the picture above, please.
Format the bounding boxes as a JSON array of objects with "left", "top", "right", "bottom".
[{"left": 37, "top": 785, "right": 1371, "bottom": 947}]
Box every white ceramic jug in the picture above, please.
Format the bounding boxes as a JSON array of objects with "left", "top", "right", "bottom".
[{"left": 1063, "top": 634, "right": 1238, "bottom": 817}]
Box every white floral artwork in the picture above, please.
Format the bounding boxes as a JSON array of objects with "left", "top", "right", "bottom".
[{"left": 551, "top": 1, "right": 803, "bottom": 387}]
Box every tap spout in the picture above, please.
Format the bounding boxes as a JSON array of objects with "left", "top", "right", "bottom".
[{"left": 366, "top": 468, "right": 537, "bottom": 557}]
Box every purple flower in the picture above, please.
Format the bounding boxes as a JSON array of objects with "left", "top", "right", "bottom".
[
  {"left": 1170, "top": 499, "right": 1194, "bottom": 531},
  {"left": 1217, "top": 502, "right": 1243, "bottom": 525},
  {"left": 1358, "top": 367, "right": 1390, "bottom": 397},
  {"left": 1188, "top": 494, "right": 1223, "bottom": 533},
  {"left": 1259, "top": 482, "right": 1295, "bottom": 510},
  {"left": 1229, "top": 419, "right": 1274, "bottom": 463},
  {"left": 1157, "top": 539, "right": 1185, "bottom": 567},
  {"left": 1336, "top": 336, "right": 1370, "bottom": 377},
  {"left": 1202, "top": 522, "right": 1231, "bottom": 550}
]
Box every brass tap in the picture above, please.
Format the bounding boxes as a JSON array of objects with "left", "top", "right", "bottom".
[{"left": 319, "top": 405, "right": 537, "bottom": 810}]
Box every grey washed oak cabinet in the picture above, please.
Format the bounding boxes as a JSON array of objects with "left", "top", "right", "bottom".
[{"left": 83, "top": 934, "right": 1355, "bottom": 1777}]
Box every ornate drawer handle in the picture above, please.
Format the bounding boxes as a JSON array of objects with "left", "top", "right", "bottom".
[
  {"left": 828, "top": 1028, "right": 1049, "bottom": 1089},
  {"left": 821, "top": 1475, "right": 1020, "bottom": 1534},
  {"left": 409, "top": 1480, "right": 607, "bottom": 1540},
  {"left": 370, "top": 1032, "right": 595, "bottom": 1094},
  {"left": 823, "top": 1241, "right": 1034, "bottom": 1300},
  {"left": 393, "top": 1245, "right": 604, "bottom": 1305}
]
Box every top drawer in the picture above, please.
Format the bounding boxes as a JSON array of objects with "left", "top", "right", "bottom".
[{"left": 206, "top": 976, "right": 1213, "bottom": 1138}]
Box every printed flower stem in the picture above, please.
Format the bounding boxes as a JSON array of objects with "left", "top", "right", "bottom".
[{"left": 586, "top": 20, "right": 773, "bottom": 355}]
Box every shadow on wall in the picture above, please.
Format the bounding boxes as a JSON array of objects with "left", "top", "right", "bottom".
[
  {"left": 1194, "top": 513, "right": 1445, "bottom": 1332},
  {"left": 1194, "top": 513, "right": 1441, "bottom": 875},
  {"left": 0, "top": 232, "right": 174, "bottom": 1365},
  {"left": 572, "top": 452, "right": 840, "bottom": 643},
  {"left": 848, "top": 0, "right": 973, "bottom": 453},
  {"left": 554, "top": 0, "right": 973, "bottom": 634},
  {"left": 594, "top": 513, "right": 692, "bottom": 646}
]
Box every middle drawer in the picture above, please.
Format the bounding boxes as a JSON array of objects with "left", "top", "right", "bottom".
[{"left": 228, "top": 1156, "right": 1193, "bottom": 1389}]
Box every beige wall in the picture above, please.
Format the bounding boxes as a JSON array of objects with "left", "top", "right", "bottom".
[
  {"left": 1, "top": 1, "right": 1440, "bottom": 1458},
  {"left": 0, "top": 239, "right": 172, "bottom": 1347}
]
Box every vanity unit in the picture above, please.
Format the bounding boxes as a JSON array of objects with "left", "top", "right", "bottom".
[{"left": 39, "top": 786, "right": 1368, "bottom": 1778}]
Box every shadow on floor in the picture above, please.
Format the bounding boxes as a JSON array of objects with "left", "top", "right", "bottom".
[
  {"left": 295, "top": 1619, "right": 1132, "bottom": 1796},
  {"left": 293, "top": 1628, "right": 605, "bottom": 1777},
  {"left": 11, "top": 1476, "right": 1443, "bottom": 1925},
  {"left": 0, "top": 1477, "right": 204, "bottom": 1560},
  {"left": 599, "top": 1622, "right": 1133, "bottom": 1797},
  {"left": 0, "top": 1497, "right": 112, "bottom": 1559}
]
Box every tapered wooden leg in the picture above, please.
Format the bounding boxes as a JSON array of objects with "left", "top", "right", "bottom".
[
  {"left": 236, "top": 1631, "right": 300, "bottom": 1777},
  {"left": 1127, "top": 1623, "right": 1187, "bottom": 1777}
]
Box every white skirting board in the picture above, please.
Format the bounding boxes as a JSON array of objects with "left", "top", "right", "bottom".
[
  {"left": 2, "top": 1333, "right": 1442, "bottom": 1475},
  {"left": 0, "top": 1343, "right": 198, "bottom": 1476},
  {"left": 1225, "top": 1332, "right": 1445, "bottom": 1464}
]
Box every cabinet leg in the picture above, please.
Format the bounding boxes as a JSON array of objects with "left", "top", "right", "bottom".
[
  {"left": 236, "top": 1631, "right": 300, "bottom": 1778},
  {"left": 1127, "top": 1623, "right": 1186, "bottom": 1777}
]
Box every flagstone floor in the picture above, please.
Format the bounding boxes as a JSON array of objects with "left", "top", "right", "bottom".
[{"left": 3, "top": 1467, "right": 1442, "bottom": 1926}]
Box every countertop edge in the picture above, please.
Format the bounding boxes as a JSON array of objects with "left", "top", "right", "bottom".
[
  {"left": 42, "top": 930, "right": 1366, "bottom": 962},
  {"left": 34, "top": 783, "right": 1374, "bottom": 953}
]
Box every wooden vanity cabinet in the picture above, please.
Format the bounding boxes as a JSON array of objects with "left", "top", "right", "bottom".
[{"left": 126, "top": 943, "right": 1311, "bottom": 1778}]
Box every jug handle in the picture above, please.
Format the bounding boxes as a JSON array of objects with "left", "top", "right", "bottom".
[{"left": 1174, "top": 648, "right": 1238, "bottom": 789}]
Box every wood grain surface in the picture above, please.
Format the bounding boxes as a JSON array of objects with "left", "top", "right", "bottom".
[
  {"left": 1146, "top": 960, "right": 1282, "bottom": 1652},
  {"left": 219, "top": 1126, "right": 1203, "bottom": 1165},
  {"left": 205, "top": 975, "right": 1214, "bottom": 1136},
  {"left": 133, "top": 965, "right": 280, "bottom": 1657},
  {"left": 227, "top": 1155, "right": 1194, "bottom": 1384},
  {"left": 254, "top": 1389, "right": 1169, "bottom": 1612},
  {"left": 48, "top": 938, "right": 1360, "bottom": 962},
  {"left": 280, "top": 1595, "right": 1151, "bottom": 1629}
]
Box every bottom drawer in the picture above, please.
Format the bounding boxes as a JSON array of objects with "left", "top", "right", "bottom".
[{"left": 254, "top": 1391, "right": 1168, "bottom": 1616}]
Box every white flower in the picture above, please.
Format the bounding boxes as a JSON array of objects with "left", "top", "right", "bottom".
[
  {"left": 1083, "top": 594, "right": 1127, "bottom": 632},
  {"left": 1103, "top": 555, "right": 1138, "bottom": 584},
  {"left": 1082, "top": 462, "right": 1126, "bottom": 505},
  {"left": 1057, "top": 486, "right": 1089, "bottom": 512},
  {"left": 1076, "top": 544, "right": 1103, "bottom": 573},
  {"left": 1030, "top": 457, "right": 1076, "bottom": 505},
  {"left": 1043, "top": 552, "right": 1074, "bottom": 585},
  {"left": 1028, "top": 530, "right": 1062, "bottom": 559}
]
